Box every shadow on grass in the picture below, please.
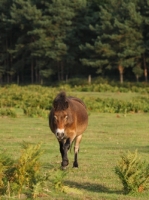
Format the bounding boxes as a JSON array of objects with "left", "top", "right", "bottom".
[
  {"left": 65, "top": 180, "right": 122, "bottom": 195},
  {"left": 119, "top": 145, "right": 149, "bottom": 154},
  {"left": 103, "top": 145, "right": 149, "bottom": 154},
  {"left": 134, "top": 145, "right": 149, "bottom": 154}
]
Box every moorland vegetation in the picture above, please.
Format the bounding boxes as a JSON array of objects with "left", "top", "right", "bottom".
[{"left": 1, "top": 82, "right": 149, "bottom": 199}]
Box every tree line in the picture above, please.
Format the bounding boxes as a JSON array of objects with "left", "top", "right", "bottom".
[{"left": 0, "top": 0, "right": 149, "bottom": 84}]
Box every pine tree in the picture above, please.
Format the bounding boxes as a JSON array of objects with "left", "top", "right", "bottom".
[
  {"left": 81, "top": 0, "right": 144, "bottom": 83},
  {"left": 9, "top": 0, "right": 42, "bottom": 83},
  {"left": 139, "top": 0, "right": 149, "bottom": 82},
  {"left": 0, "top": 0, "right": 15, "bottom": 83},
  {"left": 0, "top": 0, "right": 149, "bottom": 83},
  {"left": 28, "top": 0, "right": 80, "bottom": 81},
  {"left": 65, "top": 0, "right": 98, "bottom": 78}
]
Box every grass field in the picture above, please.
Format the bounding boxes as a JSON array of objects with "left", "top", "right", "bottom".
[{"left": 0, "top": 110, "right": 149, "bottom": 199}]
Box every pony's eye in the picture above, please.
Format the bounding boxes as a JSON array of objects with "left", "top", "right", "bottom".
[
  {"left": 54, "top": 115, "right": 57, "bottom": 121},
  {"left": 65, "top": 115, "right": 68, "bottom": 120}
]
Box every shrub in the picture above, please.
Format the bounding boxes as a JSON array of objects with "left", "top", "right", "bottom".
[
  {"left": 115, "top": 150, "right": 149, "bottom": 194},
  {"left": 0, "top": 108, "right": 17, "bottom": 118},
  {"left": 23, "top": 106, "right": 48, "bottom": 118},
  {"left": 2, "top": 84, "right": 149, "bottom": 114},
  {"left": 0, "top": 153, "right": 15, "bottom": 196},
  {"left": 0, "top": 142, "right": 49, "bottom": 199},
  {"left": 52, "top": 169, "right": 68, "bottom": 192}
]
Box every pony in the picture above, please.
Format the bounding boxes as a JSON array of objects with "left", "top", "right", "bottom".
[{"left": 49, "top": 91, "right": 88, "bottom": 169}]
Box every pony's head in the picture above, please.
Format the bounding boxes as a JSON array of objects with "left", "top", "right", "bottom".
[{"left": 52, "top": 92, "right": 70, "bottom": 140}]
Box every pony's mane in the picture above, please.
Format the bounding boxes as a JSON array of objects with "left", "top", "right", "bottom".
[{"left": 53, "top": 91, "right": 68, "bottom": 111}]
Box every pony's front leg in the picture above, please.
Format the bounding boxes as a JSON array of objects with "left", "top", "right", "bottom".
[
  {"left": 59, "top": 139, "right": 70, "bottom": 168},
  {"left": 73, "top": 135, "right": 82, "bottom": 168}
]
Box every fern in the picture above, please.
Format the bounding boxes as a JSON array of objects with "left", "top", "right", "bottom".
[
  {"left": 115, "top": 150, "right": 149, "bottom": 194},
  {"left": 0, "top": 142, "right": 49, "bottom": 198},
  {"left": 0, "top": 153, "right": 15, "bottom": 195},
  {"left": 52, "top": 169, "right": 68, "bottom": 192},
  {"left": 0, "top": 108, "right": 17, "bottom": 117},
  {"left": 13, "top": 142, "right": 44, "bottom": 197}
]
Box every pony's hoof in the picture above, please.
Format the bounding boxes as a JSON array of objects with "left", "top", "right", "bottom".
[
  {"left": 61, "top": 163, "right": 69, "bottom": 170},
  {"left": 61, "top": 160, "right": 69, "bottom": 170},
  {"left": 61, "top": 166, "right": 68, "bottom": 170},
  {"left": 73, "top": 162, "right": 78, "bottom": 168},
  {"left": 72, "top": 166, "right": 78, "bottom": 169}
]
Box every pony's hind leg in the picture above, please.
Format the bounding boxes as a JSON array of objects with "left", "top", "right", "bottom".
[{"left": 73, "top": 134, "right": 82, "bottom": 168}]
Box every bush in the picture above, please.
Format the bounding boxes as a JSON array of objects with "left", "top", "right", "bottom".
[
  {"left": 115, "top": 150, "right": 149, "bottom": 194},
  {"left": 2, "top": 84, "right": 149, "bottom": 114},
  {"left": 0, "top": 108, "right": 17, "bottom": 117},
  {"left": 23, "top": 106, "right": 48, "bottom": 118},
  {"left": 51, "top": 169, "right": 68, "bottom": 192},
  {"left": 0, "top": 142, "right": 48, "bottom": 198}
]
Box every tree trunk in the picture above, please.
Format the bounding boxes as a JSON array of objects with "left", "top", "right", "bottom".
[
  {"left": 136, "top": 75, "right": 139, "bottom": 82},
  {"left": 144, "top": 68, "right": 148, "bottom": 82},
  {"left": 57, "top": 62, "right": 60, "bottom": 81},
  {"left": 88, "top": 75, "right": 91, "bottom": 84},
  {"left": 57, "top": 61, "right": 64, "bottom": 81},
  {"left": 35, "top": 59, "right": 39, "bottom": 83},
  {"left": 66, "top": 75, "right": 68, "bottom": 82},
  {"left": 21, "top": 63, "right": 24, "bottom": 84},
  {"left": 0, "top": 75, "right": 2, "bottom": 84},
  {"left": 143, "top": 55, "right": 148, "bottom": 82},
  {"left": 31, "top": 59, "right": 34, "bottom": 84},
  {"left": 39, "top": 72, "right": 42, "bottom": 85},
  {"left": 5, "top": 38, "right": 9, "bottom": 84},
  {"left": 118, "top": 65, "right": 124, "bottom": 84},
  {"left": 17, "top": 75, "right": 19, "bottom": 85},
  {"left": 35, "top": 67, "right": 38, "bottom": 83},
  {"left": 7, "top": 73, "right": 10, "bottom": 84},
  {"left": 61, "top": 62, "right": 64, "bottom": 81}
]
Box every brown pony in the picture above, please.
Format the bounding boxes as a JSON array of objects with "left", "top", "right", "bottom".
[{"left": 49, "top": 91, "right": 88, "bottom": 169}]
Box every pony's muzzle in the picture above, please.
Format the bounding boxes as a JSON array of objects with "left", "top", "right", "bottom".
[{"left": 56, "top": 128, "right": 65, "bottom": 140}]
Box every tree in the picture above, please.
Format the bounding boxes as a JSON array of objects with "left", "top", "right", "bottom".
[
  {"left": 132, "top": 65, "right": 143, "bottom": 82},
  {"left": 28, "top": 0, "right": 83, "bottom": 81},
  {"left": 65, "top": 0, "right": 98, "bottom": 78},
  {"left": 81, "top": 0, "right": 144, "bottom": 83},
  {"left": 0, "top": 0, "right": 15, "bottom": 83},
  {"left": 9, "top": 0, "right": 42, "bottom": 83},
  {"left": 0, "top": 0, "right": 149, "bottom": 84},
  {"left": 139, "top": 0, "right": 149, "bottom": 82}
]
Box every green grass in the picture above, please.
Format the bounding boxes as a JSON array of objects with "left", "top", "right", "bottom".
[{"left": 0, "top": 111, "right": 149, "bottom": 199}]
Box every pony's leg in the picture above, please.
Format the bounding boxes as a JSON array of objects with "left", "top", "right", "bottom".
[
  {"left": 59, "top": 141, "right": 64, "bottom": 159},
  {"left": 73, "top": 134, "right": 82, "bottom": 168},
  {"left": 59, "top": 139, "right": 70, "bottom": 168}
]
